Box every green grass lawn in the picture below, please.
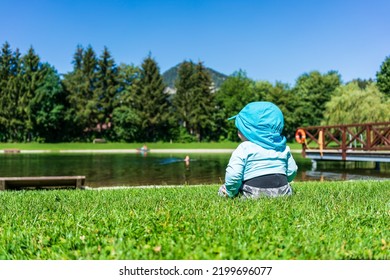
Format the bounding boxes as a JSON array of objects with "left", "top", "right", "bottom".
[
  {"left": 0, "top": 181, "right": 388, "bottom": 260},
  {"left": 0, "top": 142, "right": 303, "bottom": 151}
]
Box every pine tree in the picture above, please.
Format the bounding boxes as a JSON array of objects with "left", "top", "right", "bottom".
[
  {"left": 172, "top": 61, "right": 196, "bottom": 138},
  {"left": 62, "top": 45, "right": 86, "bottom": 139},
  {"left": 82, "top": 46, "right": 99, "bottom": 135},
  {"left": 133, "top": 55, "right": 170, "bottom": 141},
  {"left": 172, "top": 61, "right": 217, "bottom": 141},
  {"left": 63, "top": 45, "right": 98, "bottom": 140},
  {"left": 0, "top": 42, "right": 16, "bottom": 140},
  {"left": 0, "top": 44, "right": 65, "bottom": 142},
  {"left": 94, "top": 47, "right": 119, "bottom": 139},
  {"left": 191, "top": 62, "right": 215, "bottom": 141},
  {"left": 0, "top": 43, "right": 25, "bottom": 141},
  {"left": 19, "top": 47, "right": 44, "bottom": 141},
  {"left": 376, "top": 55, "right": 390, "bottom": 97}
]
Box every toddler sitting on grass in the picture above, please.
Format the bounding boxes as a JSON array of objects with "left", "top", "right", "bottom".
[{"left": 219, "top": 101, "right": 298, "bottom": 198}]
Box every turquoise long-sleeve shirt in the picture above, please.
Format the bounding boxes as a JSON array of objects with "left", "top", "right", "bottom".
[{"left": 224, "top": 141, "right": 298, "bottom": 197}]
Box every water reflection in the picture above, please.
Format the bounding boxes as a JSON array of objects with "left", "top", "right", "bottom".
[
  {"left": 0, "top": 153, "right": 388, "bottom": 187},
  {"left": 300, "top": 171, "right": 390, "bottom": 181}
]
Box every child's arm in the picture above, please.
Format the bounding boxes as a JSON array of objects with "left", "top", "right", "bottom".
[
  {"left": 286, "top": 149, "right": 298, "bottom": 182},
  {"left": 225, "top": 146, "right": 246, "bottom": 197}
]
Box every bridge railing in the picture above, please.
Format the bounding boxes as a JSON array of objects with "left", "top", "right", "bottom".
[{"left": 298, "top": 122, "right": 390, "bottom": 159}]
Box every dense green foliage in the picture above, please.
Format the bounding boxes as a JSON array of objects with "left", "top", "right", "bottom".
[
  {"left": 0, "top": 41, "right": 389, "bottom": 143},
  {"left": 132, "top": 55, "right": 171, "bottom": 142},
  {"left": 0, "top": 43, "right": 67, "bottom": 142},
  {"left": 292, "top": 70, "right": 342, "bottom": 128},
  {"left": 62, "top": 45, "right": 120, "bottom": 141},
  {"left": 323, "top": 83, "right": 390, "bottom": 125},
  {"left": 376, "top": 56, "right": 390, "bottom": 97},
  {"left": 173, "top": 61, "right": 217, "bottom": 141},
  {"left": 0, "top": 181, "right": 388, "bottom": 259}
]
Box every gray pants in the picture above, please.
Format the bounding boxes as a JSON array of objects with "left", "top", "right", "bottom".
[{"left": 218, "top": 183, "right": 293, "bottom": 199}]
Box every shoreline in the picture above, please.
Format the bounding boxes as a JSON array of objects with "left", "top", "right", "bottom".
[{"left": 1, "top": 148, "right": 303, "bottom": 154}]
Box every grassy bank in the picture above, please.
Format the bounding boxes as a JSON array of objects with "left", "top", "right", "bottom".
[
  {"left": 0, "top": 142, "right": 302, "bottom": 151},
  {"left": 0, "top": 181, "right": 388, "bottom": 260}
]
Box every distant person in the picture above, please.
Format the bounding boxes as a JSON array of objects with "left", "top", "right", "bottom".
[
  {"left": 219, "top": 102, "right": 298, "bottom": 199},
  {"left": 184, "top": 155, "right": 190, "bottom": 167},
  {"left": 136, "top": 144, "right": 149, "bottom": 156}
]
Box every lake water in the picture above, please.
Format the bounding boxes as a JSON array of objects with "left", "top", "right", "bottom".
[{"left": 0, "top": 153, "right": 389, "bottom": 187}]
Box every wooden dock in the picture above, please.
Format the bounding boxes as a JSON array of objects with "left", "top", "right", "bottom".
[
  {"left": 304, "top": 150, "right": 390, "bottom": 162},
  {"left": 0, "top": 176, "right": 86, "bottom": 191},
  {"left": 297, "top": 122, "right": 390, "bottom": 163}
]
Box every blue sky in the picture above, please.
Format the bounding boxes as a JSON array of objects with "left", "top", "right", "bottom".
[{"left": 1, "top": 0, "right": 389, "bottom": 85}]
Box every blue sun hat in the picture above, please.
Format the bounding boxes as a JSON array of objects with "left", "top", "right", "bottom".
[{"left": 228, "top": 101, "right": 286, "bottom": 151}]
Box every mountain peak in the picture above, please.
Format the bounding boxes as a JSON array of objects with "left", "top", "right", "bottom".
[{"left": 162, "top": 63, "right": 228, "bottom": 89}]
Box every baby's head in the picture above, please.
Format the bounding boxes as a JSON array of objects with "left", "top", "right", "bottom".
[{"left": 229, "top": 102, "right": 286, "bottom": 151}]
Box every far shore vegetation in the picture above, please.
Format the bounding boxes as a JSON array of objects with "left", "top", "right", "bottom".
[{"left": 0, "top": 42, "right": 389, "bottom": 145}]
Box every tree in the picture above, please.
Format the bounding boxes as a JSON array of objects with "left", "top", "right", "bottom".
[
  {"left": 323, "top": 82, "right": 390, "bottom": 125},
  {"left": 173, "top": 61, "right": 218, "bottom": 141},
  {"left": 94, "top": 46, "right": 119, "bottom": 139},
  {"left": 347, "top": 78, "right": 374, "bottom": 90},
  {"left": 376, "top": 55, "right": 390, "bottom": 97},
  {"left": 0, "top": 43, "right": 66, "bottom": 142},
  {"left": 293, "top": 70, "right": 341, "bottom": 127},
  {"left": 111, "top": 106, "right": 141, "bottom": 142},
  {"left": 133, "top": 55, "right": 170, "bottom": 141},
  {"left": 0, "top": 42, "right": 21, "bottom": 141},
  {"left": 19, "top": 47, "right": 45, "bottom": 141},
  {"left": 189, "top": 62, "right": 216, "bottom": 141},
  {"left": 63, "top": 45, "right": 98, "bottom": 140},
  {"left": 30, "top": 64, "right": 66, "bottom": 142},
  {"left": 172, "top": 61, "right": 196, "bottom": 141},
  {"left": 81, "top": 46, "right": 99, "bottom": 135},
  {"left": 112, "top": 63, "right": 141, "bottom": 142}
]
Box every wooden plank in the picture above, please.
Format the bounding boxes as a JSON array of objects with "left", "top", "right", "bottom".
[{"left": 0, "top": 176, "right": 86, "bottom": 191}]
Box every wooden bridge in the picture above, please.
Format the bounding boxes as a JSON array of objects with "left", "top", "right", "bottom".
[{"left": 296, "top": 122, "right": 390, "bottom": 163}]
